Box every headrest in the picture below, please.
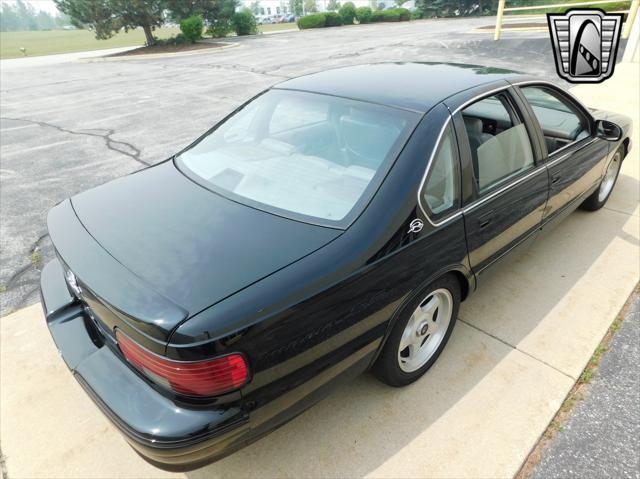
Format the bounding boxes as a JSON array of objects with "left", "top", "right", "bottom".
[{"left": 464, "top": 117, "right": 484, "bottom": 136}]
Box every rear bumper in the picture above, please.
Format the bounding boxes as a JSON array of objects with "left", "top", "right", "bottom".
[{"left": 41, "top": 259, "right": 251, "bottom": 471}]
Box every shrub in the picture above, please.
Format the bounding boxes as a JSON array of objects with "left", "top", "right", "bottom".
[
  {"left": 180, "top": 15, "right": 204, "bottom": 43},
  {"left": 355, "top": 6, "right": 372, "bottom": 23},
  {"left": 324, "top": 11, "right": 343, "bottom": 26},
  {"left": 382, "top": 9, "right": 400, "bottom": 21},
  {"left": 397, "top": 8, "right": 410, "bottom": 20},
  {"left": 153, "top": 33, "right": 187, "bottom": 46},
  {"left": 370, "top": 10, "right": 385, "bottom": 21},
  {"left": 370, "top": 8, "right": 409, "bottom": 22},
  {"left": 207, "top": 19, "right": 233, "bottom": 37},
  {"left": 410, "top": 9, "right": 423, "bottom": 20},
  {"left": 338, "top": 2, "right": 357, "bottom": 24},
  {"left": 232, "top": 9, "right": 257, "bottom": 35},
  {"left": 297, "top": 13, "right": 326, "bottom": 29}
]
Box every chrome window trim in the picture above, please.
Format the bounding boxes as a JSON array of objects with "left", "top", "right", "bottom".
[
  {"left": 462, "top": 165, "right": 546, "bottom": 214},
  {"left": 510, "top": 80, "right": 594, "bottom": 121},
  {"left": 451, "top": 84, "right": 512, "bottom": 114},
  {"left": 416, "top": 115, "right": 464, "bottom": 227},
  {"left": 512, "top": 80, "right": 597, "bottom": 159},
  {"left": 417, "top": 84, "right": 513, "bottom": 227},
  {"left": 417, "top": 79, "right": 600, "bottom": 228},
  {"left": 546, "top": 137, "right": 598, "bottom": 167}
]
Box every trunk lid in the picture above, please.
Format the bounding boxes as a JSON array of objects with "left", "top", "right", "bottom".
[{"left": 52, "top": 160, "right": 340, "bottom": 342}]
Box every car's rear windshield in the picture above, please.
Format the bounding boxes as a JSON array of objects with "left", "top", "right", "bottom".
[{"left": 176, "top": 89, "right": 418, "bottom": 228}]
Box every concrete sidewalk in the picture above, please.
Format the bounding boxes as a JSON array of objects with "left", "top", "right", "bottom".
[
  {"left": 0, "top": 46, "right": 138, "bottom": 70},
  {"left": 1, "top": 64, "right": 638, "bottom": 479}
]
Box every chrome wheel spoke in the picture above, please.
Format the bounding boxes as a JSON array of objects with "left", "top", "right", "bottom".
[
  {"left": 399, "top": 324, "right": 415, "bottom": 352},
  {"left": 598, "top": 153, "right": 621, "bottom": 202},
  {"left": 397, "top": 288, "right": 453, "bottom": 373}
]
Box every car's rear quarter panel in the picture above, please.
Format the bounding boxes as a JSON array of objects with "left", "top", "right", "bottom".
[{"left": 169, "top": 104, "right": 472, "bottom": 426}]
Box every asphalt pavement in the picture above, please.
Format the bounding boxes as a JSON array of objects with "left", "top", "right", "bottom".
[
  {"left": 1, "top": 18, "right": 638, "bottom": 479},
  {"left": 530, "top": 293, "right": 640, "bottom": 479},
  {"left": 0, "top": 17, "right": 566, "bottom": 316}
]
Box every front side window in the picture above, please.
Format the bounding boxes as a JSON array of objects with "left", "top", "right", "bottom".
[
  {"left": 177, "top": 90, "right": 417, "bottom": 225},
  {"left": 462, "top": 93, "right": 534, "bottom": 193},
  {"left": 521, "top": 86, "right": 590, "bottom": 154},
  {"left": 422, "top": 126, "right": 459, "bottom": 219}
]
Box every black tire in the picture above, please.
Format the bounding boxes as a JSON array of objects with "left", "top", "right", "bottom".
[
  {"left": 373, "top": 274, "right": 461, "bottom": 387},
  {"left": 580, "top": 146, "right": 624, "bottom": 211}
]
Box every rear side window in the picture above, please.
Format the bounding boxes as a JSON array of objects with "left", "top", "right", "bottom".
[
  {"left": 422, "top": 126, "right": 460, "bottom": 220},
  {"left": 521, "top": 86, "right": 590, "bottom": 154},
  {"left": 462, "top": 93, "right": 534, "bottom": 193}
]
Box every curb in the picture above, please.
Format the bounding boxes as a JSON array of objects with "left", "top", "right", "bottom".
[{"left": 80, "top": 41, "right": 240, "bottom": 62}]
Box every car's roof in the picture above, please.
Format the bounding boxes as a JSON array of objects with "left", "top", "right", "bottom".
[{"left": 274, "top": 62, "right": 523, "bottom": 114}]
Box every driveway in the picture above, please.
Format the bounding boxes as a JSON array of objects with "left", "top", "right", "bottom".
[
  {"left": 0, "top": 18, "right": 638, "bottom": 479},
  {"left": 0, "top": 17, "right": 565, "bottom": 315}
]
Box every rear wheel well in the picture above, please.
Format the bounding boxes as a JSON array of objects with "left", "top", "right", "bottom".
[{"left": 450, "top": 270, "right": 470, "bottom": 302}]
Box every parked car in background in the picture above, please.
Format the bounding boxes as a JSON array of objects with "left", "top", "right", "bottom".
[{"left": 42, "top": 62, "right": 631, "bottom": 471}]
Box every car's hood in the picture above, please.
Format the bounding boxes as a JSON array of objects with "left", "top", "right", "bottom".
[{"left": 65, "top": 160, "right": 340, "bottom": 337}]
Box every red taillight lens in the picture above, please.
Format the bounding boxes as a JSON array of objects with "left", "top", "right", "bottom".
[{"left": 116, "top": 331, "right": 249, "bottom": 397}]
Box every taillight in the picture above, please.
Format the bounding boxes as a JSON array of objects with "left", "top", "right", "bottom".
[{"left": 115, "top": 330, "right": 249, "bottom": 397}]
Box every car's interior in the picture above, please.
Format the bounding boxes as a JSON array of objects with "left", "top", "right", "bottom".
[
  {"left": 521, "top": 86, "right": 591, "bottom": 154},
  {"left": 462, "top": 94, "right": 534, "bottom": 192},
  {"left": 179, "top": 91, "right": 411, "bottom": 222},
  {"left": 423, "top": 129, "right": 457, "bottom": 216}
]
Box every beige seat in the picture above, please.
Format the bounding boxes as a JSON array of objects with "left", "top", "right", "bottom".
[{"left": 476, "top": 124, "right": 533, "bottom": 191}]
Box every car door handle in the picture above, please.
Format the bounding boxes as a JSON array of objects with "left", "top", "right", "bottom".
[
  {"left": 551, "top": 175, "right": 561, "bottom": 185},
  {"left": 478, "top": 211, "right": 494, "bottom": 229}
]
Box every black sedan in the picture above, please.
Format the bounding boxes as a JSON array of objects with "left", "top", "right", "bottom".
[{"left": 41, "top": 62, "right": 631, "bottom": 470}]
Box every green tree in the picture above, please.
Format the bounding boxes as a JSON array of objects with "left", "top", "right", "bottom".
[
  {"left": 304, "top": 0, "right": 318, "bottom": 13},
  {"left": 395, "top": 0, "right": 409, "bottom": 6},
  {"left": 54, "top": 0, "right": 165, "bottom": 45},
  {"left": 165, "top": 0, "right": 238, "bottom": 37},
  {"left": 36, "top": 10, "right": 56, "bottom": 29},
  {"left": 327, "top": 0, "right": 340, "bottom": 11},
  {"left": 1, "top": 0, "right": 69, "bottom": 31},
  {"left": 0, "top": 2, "right": 22, "bottom": 31},
  {"left": 289, "top": 0, "right": 303, "bottom": 16}
]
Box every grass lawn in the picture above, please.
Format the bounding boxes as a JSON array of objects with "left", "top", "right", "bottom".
[
  {"left": 257, "top": 23, "right": 299, "bottom": 33},
  {"left": 0, "top": 27, "right": 181, "bottom": 59},
  {"left": 1, "top": 24, "right": 298, "bottom": 59}
]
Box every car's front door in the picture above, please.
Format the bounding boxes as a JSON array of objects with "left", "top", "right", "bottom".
[
  {"left": 447, "top": 86, "right": 549, "bottom": 276},
  {"left": 514, "top": 83, "right": 610, "bottom": 226}
]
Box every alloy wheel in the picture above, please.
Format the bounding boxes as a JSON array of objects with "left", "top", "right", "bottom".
[
  {"left": 397, "top": 288, "right": 453, "bottom": 373},
  {"left": 598, "top": 152, "right": 621, "bottom": 203}
]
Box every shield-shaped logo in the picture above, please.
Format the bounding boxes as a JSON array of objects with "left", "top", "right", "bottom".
[{"left": 547, "top": 9, "right": 624, "bottom": 83}]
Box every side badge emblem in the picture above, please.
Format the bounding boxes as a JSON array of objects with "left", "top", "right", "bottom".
[{"left": 408, "top": 219, "right": 424, "bottom": 234}]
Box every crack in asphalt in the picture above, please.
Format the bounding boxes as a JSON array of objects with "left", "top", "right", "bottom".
[
  {"left": 198, "top": 62, "right": 292, "bottom": 79},
  {"left": 2, "top": 233, "right": 50, "bottom": 309},
  {"left": 1, "top": 117, "right": 149, "bottom": 314},
  {"left": 0, "top": 116, "right": 150, "bottom": 167}
]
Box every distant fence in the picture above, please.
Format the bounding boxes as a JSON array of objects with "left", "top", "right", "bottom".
[{"left": 494, "top": 0, "right": 639, "bottom": 39}]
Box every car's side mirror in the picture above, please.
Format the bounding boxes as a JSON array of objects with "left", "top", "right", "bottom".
[{"left": 596, "top": 120, "right": 623, "bottom": 142}]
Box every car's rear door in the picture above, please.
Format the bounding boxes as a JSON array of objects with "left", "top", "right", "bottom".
[
  {"left": 513, "top": 82, "right": 610, "bottom": 227},
  {"left": 445, "top": 83, "right": 549, "bottom": 276}
]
